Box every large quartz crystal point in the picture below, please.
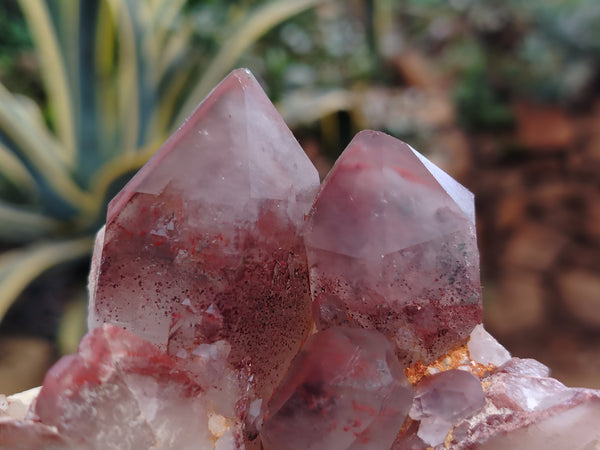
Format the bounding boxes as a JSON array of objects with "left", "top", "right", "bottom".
[
  {"left": 260, "top": 327, "right": 414, "bottom": 450},
  {"left": 303, "top": 130, "right": 482, "bottom": 365},
  {"left": 33, "top": 324, "right": 242, "bottom": 449},
  {"left": 88, "top": 69, "right": 320, "bottom": 403}
]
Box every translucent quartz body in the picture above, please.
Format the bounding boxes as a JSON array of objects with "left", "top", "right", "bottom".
[{"left": 303, "top": 130, "right": 482, "bottom": 365}]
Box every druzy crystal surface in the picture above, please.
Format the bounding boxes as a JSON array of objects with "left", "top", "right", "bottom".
[
  {"left": 3, "top": 69, "right": 600, "bottom": 449},
  {"left": 303, "top": 130, "right": 482, "bottom": 365}
]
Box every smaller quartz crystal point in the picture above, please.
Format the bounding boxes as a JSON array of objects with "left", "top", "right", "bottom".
[
  {"left": 303, "top": 130, "right": 482, "bottom": 365},
  {"left": 33, "top": 324, "right": 244, "bottom": 449},
  {"left": 467, "top": 324, "right": 511, "bottom": 367},
  {"left": 88, "top": 68, "right": 320, "bottom": 415},
  {"left": 260, "top": 327, "right": 414, "bottom": 450},
  {"left": 409, "top": 370, "right": 485, "bottom": 447}
]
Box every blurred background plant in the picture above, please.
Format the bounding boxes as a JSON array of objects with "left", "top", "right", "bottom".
[{"left": 2, "top": 0, "right": 600, "bottom": 393}]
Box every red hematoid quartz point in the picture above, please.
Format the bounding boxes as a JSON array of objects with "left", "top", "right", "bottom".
[
  {"left": 303, "top": 130, "right": 482, "bottom": 365},
  {"left": 87, "top": 69, "right": 320, "bottom": 406},
  {"left": 261, "top": 327, "right": 414, "bottom": 450},
  {"left": 34, "top": 325, "right": 230, "bottom": 449}
]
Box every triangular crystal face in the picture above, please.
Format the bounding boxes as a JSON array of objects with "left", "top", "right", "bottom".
[
  {"left": 409, "top": 145, "right": 475, "bottom": 224},
  {"left": 304, "top": 130, "right": 474, "bottom": 260},
  {"left": 303, "top": 130, "right": 482, "bottom": 365},
  {"left": 108, "top": 69, "right": 317, "bottom": 224},
  {"left": 88, "top": 69, "right": 319, "bottom": 408}
]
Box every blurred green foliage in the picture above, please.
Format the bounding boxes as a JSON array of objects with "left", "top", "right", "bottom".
[
  {"left": 261, "top": 0, "right": 600, "bottom": 140},
  {"left": 0, "top": 2, "right": 33, "bottom": 85},
  {"left": 392, "top": 0, "right": 600, "bottom": 129},
  {"left": 248, "top": 4, "right": 378, "bottom": 101}
]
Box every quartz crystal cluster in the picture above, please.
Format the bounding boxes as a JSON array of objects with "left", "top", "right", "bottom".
[{"left": 2, "top": 69, "right": 599, "bottom": 449}]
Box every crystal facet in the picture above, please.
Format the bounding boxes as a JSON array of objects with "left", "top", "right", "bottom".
[
  {"left": 88, "top": 69, "right": 320, "bottom": 412},
  {"left": 409, "top": 369, "right": 485, "bottom": 447},
  {"left": 261, "top": 327, "right": 413, "bottom": 450},
  {"left": 467, "top": 324, "right": 511, "bottom": 367},
  {"left": 303, "top": 130, "right": 482, "bottom": 365}
]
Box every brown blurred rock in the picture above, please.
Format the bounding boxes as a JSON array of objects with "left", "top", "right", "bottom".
[
  {"left": 559, "top": 269, "right": 600, "bottom": 327},
  {"left": 514, "top": 102, "right": 575, "bottom": 150},
  {"left": 413, "top": 91, "right": 455, "bottom": 129},
  {"left": 585, "top": 196, "right": 600, "bottom": 243},
  {"left": 484, "top": 271, "right": 545, "bottom": 336},
  {"left": 528, "top": 183, "right": 584, "bottom": 233},
  {"left": 0, "top": 336, "right": 52, "bottom": 395},
  {"left": 583, "top": 133, "right": 600, "bottom": 168},
  {"left": 561, "top": 245, "right": 600, "bottom": 279},
  {"left": 478, "top": 168, "right": 523, "bottom": 194},
  {"left": 496, "top": 191, "right": 527, "bottom": 230},
  {"left": 529, "top": 183, "right": 577, "bottom": 206},
  {"left": 502, "top": 222, "right": 568, "bottom": 271},
  {"left": 428, "top": 129, "right": 471, "bottom": 180}
]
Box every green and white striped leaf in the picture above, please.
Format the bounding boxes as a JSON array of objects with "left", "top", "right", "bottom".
[{"left": 0, "top": 236, "right": 94, "bottom": 322}]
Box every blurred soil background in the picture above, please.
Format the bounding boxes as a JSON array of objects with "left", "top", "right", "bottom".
[{"left": 1, "top": 0, "right": 600, "bottom": 394}]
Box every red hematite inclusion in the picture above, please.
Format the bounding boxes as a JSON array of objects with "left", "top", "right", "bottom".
[
  {"left": 87, "top": 68, "right": 320, "bottom": 404},
  {"left": 303, "top": 130, "right": 482, "bottom": 365}
]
